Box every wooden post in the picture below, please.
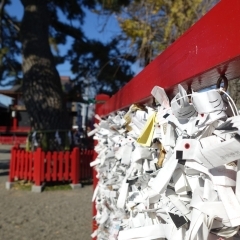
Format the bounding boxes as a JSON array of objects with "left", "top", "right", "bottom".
[
  {"left": 6, "top": 145, "right": 18, "bottom": 189},
  {"left": 64, "top": 151, "right": 70, "bottom": 181},
  {"left": 12, "top": 117, "right": 17, "bottom": 131},
  {"left": 72, "top": 147, "right": 80, "bottom": 184},
  {"left": 52, "top": 151, "right": 57, "bottom": 181},
  {"left": 11, "top": 98, "right": 18, "bottom": 131},
  {"left": 58, "top": 151, "right": 64, "bottom": 181},
  {"left": 92, "top": 94, "right": 110, "bottom": 238},
  {"left": 34, "top": 148, "right": 42, "bottom": 186}
]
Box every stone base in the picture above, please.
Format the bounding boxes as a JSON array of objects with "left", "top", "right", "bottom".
[
  {"left": 31, "top": 183, "right": 45, "bottom": 193},
  {"left": 70, "top": 183, "right": 82, "bottom": 190},
  {"left": 5, "top": 181, "right": 14, "bottom": 190}
]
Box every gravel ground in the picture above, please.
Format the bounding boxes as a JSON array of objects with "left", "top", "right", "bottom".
[{"left": 0, "top": 145, "right": 93, "bottom": 240}]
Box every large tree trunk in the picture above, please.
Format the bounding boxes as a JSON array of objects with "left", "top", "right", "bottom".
[{"left": 20, "top": 0, "right": 70, "bottom": 131}]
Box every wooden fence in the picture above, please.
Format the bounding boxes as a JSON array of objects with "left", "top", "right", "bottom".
[{"left": 8, "top": 146, "right": 93, "bottom": 186}]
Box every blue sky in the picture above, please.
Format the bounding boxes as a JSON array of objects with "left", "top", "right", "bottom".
[
  {"left": 1, "top": 0, "right": 138, "bottom": 105},
  {"left": 4, "top": 0, "right": 123, "bottom": 78}
]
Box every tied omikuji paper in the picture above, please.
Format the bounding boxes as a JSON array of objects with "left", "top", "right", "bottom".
[{"left": 90, "top": 85, "right": 240, "bottom": 240}]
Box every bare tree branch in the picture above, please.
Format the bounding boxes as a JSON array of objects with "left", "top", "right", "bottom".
[
  {"left": 3, "top": 14, "right": 20, "bottom": 32},
  {"left": 0, "top": 0, "right": 6, "bottom": 16}
]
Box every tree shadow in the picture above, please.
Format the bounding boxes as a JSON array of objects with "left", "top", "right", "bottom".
[
  {"left": 0, "top": 161, "right": 10, "bottom": 170},
  {"left": 0, "top": 149, "right": 11, "bottom": 154},
  {"left": 0, "top": 170, "right": 9, "bottom": 176},
  {"left": 0, "top": 160, "right": 10, "bottom": 177}
]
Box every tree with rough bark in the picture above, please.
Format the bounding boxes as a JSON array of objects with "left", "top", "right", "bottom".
[
  {"left": 2, "top": 0, "right": 240, "bottom": 149},
  {"left": 20, "top": 0, "right": 69, "bottom": 132},
  {"left": 0, "top": 0, "right": 134, "bottom": 149}
]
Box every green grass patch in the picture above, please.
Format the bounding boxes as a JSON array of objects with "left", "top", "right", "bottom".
[
  {"left": 43, "top": 181, "right": 72, "bottom": 191},
  {"left": 13, "top": 180, "right": 33, "bottom": 191},
  {"left": 12, "top": 180, "right": 72, "bottom": 191},
  {"left": 11, "top": 180, "right": 92, "bottom": 191}
]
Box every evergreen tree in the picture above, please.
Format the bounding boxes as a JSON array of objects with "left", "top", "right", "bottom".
[
  {"left": 100, "top": 0, "right": 219, "bottom": 66},
  {"left": 0, "top": 0, "right": 134, "bottom": 149}
]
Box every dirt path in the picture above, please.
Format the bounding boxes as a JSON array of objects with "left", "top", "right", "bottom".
[{"left": 0, "top": 145, "right": 93, "bottom": 240}]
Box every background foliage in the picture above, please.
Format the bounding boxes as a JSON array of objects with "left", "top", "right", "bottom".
[{"left": 0, "top": 0, "right": 220, "bottom": 93}]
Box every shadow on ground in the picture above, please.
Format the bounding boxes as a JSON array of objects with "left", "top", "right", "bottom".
[
  {"left": 0, "top": 171, "right": 9, "bottom": 176},
  {"left": 0, "top": 161, "right": 9, "bottom": 170},
  {"left": 0, "top": 160, "right": 10, "bottom": 177},
  {"left": 0, "top": 149, "right": 11, "bottom": 154}
]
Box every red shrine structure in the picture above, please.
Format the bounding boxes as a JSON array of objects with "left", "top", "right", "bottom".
[
  {"left": 0, "top": 76, "right": 79, "bottom": 145},
  {"left": 0, "top": 84, "right": 28, "bottom": 144}
]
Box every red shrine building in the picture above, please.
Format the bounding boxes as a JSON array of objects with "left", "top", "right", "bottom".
[{"left": 0, "top": 76, "right": 82, "bottom": 145}]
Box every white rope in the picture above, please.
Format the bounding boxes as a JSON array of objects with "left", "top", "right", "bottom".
[
  {"left": 170, "top": 94, "right": 192, "bottom": 104},
  {"left": 170, "top": 88, "right": 239, "bottom": 117},
  {"left": 218, "top": 88, "right": 239, "bottom": 116}
]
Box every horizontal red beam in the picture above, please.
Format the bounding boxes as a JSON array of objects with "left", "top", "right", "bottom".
[
  {"left": 0, "top": 136, "right": 27, "bottom": 145},
  {"left": 99, "top": 0, "right": 240, "bottom": 116},
  {"left": 0, "top": 126, "right": 30, "bottom": 133}
]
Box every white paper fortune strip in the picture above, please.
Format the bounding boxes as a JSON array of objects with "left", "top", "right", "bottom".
[{"left": 90, "top": 84, "right": 240, "bottom": 240}]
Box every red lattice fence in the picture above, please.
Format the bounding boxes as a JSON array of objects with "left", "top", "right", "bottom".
[{"left": 8, "top": 145, "right": 93, "bottom": 187}]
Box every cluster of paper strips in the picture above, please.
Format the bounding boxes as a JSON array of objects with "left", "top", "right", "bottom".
[{"left": 90, "top": 84, "right": 240, "bottom": 240}]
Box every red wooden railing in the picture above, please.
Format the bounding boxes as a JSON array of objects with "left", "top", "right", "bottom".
[
  {"left": 97, "top": 0, "right": 240, "bottom": 117},
  {"left": 92, "top": 0, "right": 240, "bottom": 238},
  {"left": 80, "top": 148, "right": 95, "bottom": 181},
  {"left": 8, "top": 145, "right": 93, "bottom": 186},
  {"left": 0, "top": 126, "right": 30, "bottom": 133},
  {"left": 92, "top": 94, "right": 110, "bottom": 235},
  {"left": 0, "top": 126, "right": 29, "bottom": 145},
  {"left": 0, "top": 135, "right": 27, "bottom": 145}
]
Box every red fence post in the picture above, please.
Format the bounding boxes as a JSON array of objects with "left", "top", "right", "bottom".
[
  {"left": 8, "top": 146, "right": 16, "bottom": 182},
  {"left": 46, "top": 152, "right": 51, "bottom": 182},
  {"left": 64, "top": 151, "right": 70, "bottom": 181},
  {"left": 34, "top": 148, "right": 42, "bottom": 186},
  {"left": 92, "top": 94, "right": 110, "bottom": 237},
  {"left": 71, "top": 147, "right": 80, "bottom": 185},
  {"left": 40, "top": 150, "right": 45, "bottom": 183},
  {"left": 29, "top": 151, "right": 34, "bottom": 181},
  {"left": 80, "top": 149, "right": 84, "bottom": 180},
  {"left": 20, "top": 150, "right": 24, "bottom": 179},
  {"left": 24, "top": 151, "right": 29, "bottom": 180},
  {"left": 52, "top": 151, "right": 57, "bottom": 181},
  {"left": 6, "top": 145, "right": 17, "bottom": 189},
  {"left": 58, "top": 151, "right": 64, "bottom": 181}
]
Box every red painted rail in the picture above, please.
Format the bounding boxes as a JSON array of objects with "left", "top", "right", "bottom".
[
  {"left": 92, "top": 0, "right": 240, "bottom": 238},
  {"left": 0, "top": 126, "right": 30, "bottom": 133},
  {"left": 98, "top": 0, "right": 240, "bottom": 117},
  {"left": 8, "top": 146, "right": 94, "bottom": 186},
  {"left": 0, "top": 136, "right": 27, "bottom": 145}
]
